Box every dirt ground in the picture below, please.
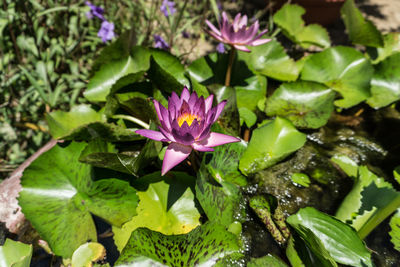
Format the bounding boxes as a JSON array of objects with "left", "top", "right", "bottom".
[{"left": 359, "top": 0, "right": 400, "bottom": 32}]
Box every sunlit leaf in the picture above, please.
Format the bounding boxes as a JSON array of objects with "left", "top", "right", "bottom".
[
  {"left": 71, "top": 242, "right": 105, "bottom": 267},
  {"left": 301, "top": 46, "right": 373, "bottom": 108},
  {"left": 341, "top": 0, "right": 383, "bottom": 47},
  {"left": 273, "top": 4, "right": 330, "bottom": 48},
  {"left": 331, "top": 154, "right": 358, "bottom": 178},
  {"left": 113, "top": 172, "right": 200, "bottom": 252},
  {"left": 18, "top": 142, "right": 139, "bottom": 258},
  {"left": 115, "top": 222, "right": 241, "bottom": 266},
  {"left": 266, "top": 81, "right": 335, "bottom": 128},
  {"left": 389, "top": 209, "right": 400, "bottom": 252},
  {"left": 288, "top": 207, "right": 373, "bottom": 267},
  {"left": 46, "top": 104, "right": 104, "bottom": 139},
  {"left": 0, "top": 239, "right": 32, "bottom": 267},
  {"left": 291, "top": 173, "right": 311, "bottom": 187},
  {"left": 367, "top": 33, "right": 400, "bottom": 64},
  {"left": 367, "top": 53, "right": 400, "bottom": 108},
  {"left": 238, "top": 40, "right": 299, "bottom": 81},
  {"left": 239, "top": 117, "right": 306, "bottom": 175},
  {"left": 247, "top": 254, "right": 288, "bottom": 267}
]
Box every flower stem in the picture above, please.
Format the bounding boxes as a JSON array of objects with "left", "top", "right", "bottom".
[
  {"left": 224, "top": 47, "right": 236, "bottom": 87},
  {"left": 112, "top": 115, "right": 150, "bottom": 129}
]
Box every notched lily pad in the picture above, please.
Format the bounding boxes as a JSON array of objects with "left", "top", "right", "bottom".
[
  {"left": 266, "top": 81, "right": 335, "bottom": 129},
  {"left": 18, "top": 142, "right": 139, "bottom": 258},
  {"left": 0, "top": 239, "right": 32, "bottom": 267}
]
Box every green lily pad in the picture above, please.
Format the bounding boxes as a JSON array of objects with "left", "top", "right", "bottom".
[
  {"left": 0, "top": 239, "right": 32, "bottom": 267},
  {"left": 115, "top": 222, "right": 241, "bottom": 266},
  {"left": 291, "top": 173, "right": 311, "bottom": 187},
  {"left": 265, "top": 81, "right": 335, "bottom": 128},
  {"left": 239, "top": 117, "right": 306, "bottom": 175},
  {"left": 71, "top": 242, "right": 105, "bottom": 267},
  {"left": 301, "top": 46, "right": 373, "bottom": 108},
  {"left": 367, "top": 33, "right": 400, "bottom": 64},
  {"left": 341, "top": 0, "right": 383, "bottom": 48},
  {"left": 18, "top": 142, "right": 139, "bottom": 258},
  {"left": 288, "top": 207, "right": 373, "bottom": 267},
  {"left": 238, "top": 40, "right": 299, "bottom": 81},
  {"left": 331, "top": 154, "right": 358, "bottom": 178},
  {"left": 46, "top": 104, "right": 104, "bottom": 139},
  {"left": 236, "top": 74, "right": 267, "bottom": 112},
  {"left": 113, "top": 172, "right": 200, "bottom": 252},
  {"left": 239, "top": 107, "right": 257, "bottom": 128},
  {"left": 273, "top": 4, "right": 330, "bottom": 48},
  {"left": 367, "top": 52, "right": 400, "bottom": 108}
]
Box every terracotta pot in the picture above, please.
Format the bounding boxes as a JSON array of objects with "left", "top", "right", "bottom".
[{"left": 271, "top": 0, "right": 346, "bottom": 26}]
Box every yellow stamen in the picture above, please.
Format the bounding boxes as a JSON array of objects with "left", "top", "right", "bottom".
[{"left": 178, "top": 113, "right": 200, "bottom": 127}]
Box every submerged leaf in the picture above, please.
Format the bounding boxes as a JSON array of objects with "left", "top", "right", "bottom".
[
  {"left": 239, "top": 117, "right": 306, "bottom": 175},
  {"left": 115, "top": 222, "right": 241, "bottom": 266},
  {"left": 18, "top": 142, "right": 139, "bottom": 258}
]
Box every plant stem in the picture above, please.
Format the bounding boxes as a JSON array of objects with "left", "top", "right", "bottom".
[
  {"left": 112, "top": 115, "right": 150, "bottom": 129},
  {"left": 225, "top": 47, "right": 236, "bottom": 87}
]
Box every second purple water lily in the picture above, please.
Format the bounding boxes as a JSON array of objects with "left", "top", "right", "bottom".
[{"left": 136, "top": 87, "right": 240, "bottom": 175}]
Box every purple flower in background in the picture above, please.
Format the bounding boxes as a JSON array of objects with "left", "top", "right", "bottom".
[
  {"left": 154, "top": 34, "right": 170, "bottom": 50},
  {"left": 216, "top": 43, "right": 225, "bottom": 53},
  {"left": 160, "top": 0, "right": 176, "bottom": 17},
  {"left": 85, "top": 1, "right": 104, "bottom": 20},
  {"left": 135, "top": 87, "right": 240, "bottom": 175},
  {"left": 98, "top": 20, "right": 115, "bottom": 43},
  {"left": 182, "top": 31, "right": 190, "bottom": 38},
  {"left": 205, "top": 12, "right": 271, "bottom": 52}
]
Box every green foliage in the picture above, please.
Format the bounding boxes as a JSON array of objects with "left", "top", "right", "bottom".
[
  {"left": 239, "top": 117, "right": 306, "bottom": 175},
  {"left": 18, "top": 142, "right": 139, "bottom": 258},
  {"left": 247, "top": 254, "right": 288, "bottom": 267},
  {"left": 0, "top": 239, "right": 32, "bottom": 267},
  {"left": 389, "top": 209, "right": 400, "bottom": 252},
  {"left": 273, "top": 4, "right": 330, "bottom": 49},
  {"left": 112, "top": 171, "right": 200, "bottom": 252},
  {"left": 115, "top": 222, "right": 241, "bottom": 266},
  {"left": 367, "top": 53, "right": 400, "bottom": 108},
  {"left": 291, "top": 173, "right": 311, "bottom": 187},
  {"left": 265, "top": 81, "right": 335, "bottom": 129},
  {"left": 368, "top": 33, "right": 400, "bottom": 64},
  {"left": 341, "top": 0, "right": 383, "bottom": 47},
  {"left": 288, "top": 207, "right": 373, "bottom": 267},
  {"left": 71, "top": 242, "right": 105, "bottom": 267},
  {"left": 301, "top": 46, "right": 373, "bottom": 108}
]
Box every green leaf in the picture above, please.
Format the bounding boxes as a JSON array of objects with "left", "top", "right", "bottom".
[
  {"left": 291, "top": 173, "right": 311, "bottom": 187},
  {"left": 239, "top": 107, "right": 257, "bottom": 128},
  {"left": 236, "top": 74, "right": 267, "bottom": 112},
  {"left": 389, "top": 209, "right": 400, "bottom": 252},
  {"left": 18, "top": 142, "right": 139, "bottom": 258},
  {"left": 113, "top": 172, "right": 200, "bottom": 252},
  {"left": 0, "top": 239, "right": 32, "bottom": 267},
  {"left": 247, "top": 254, "right": 288, "bottom": 267},
  {"left": 301, "top": 46, "right": 373, "bottom": 108},
  {"left": 331, "top": 154, "right": 358, "bottom": 177},
  {"left": 341, "top": 0, "right": 383, "bottom": 47},
  {"left": 286, "top": 237, "right": 305, "bottom": 267},
  {"left": 238, "top": 40, "right": 299, "bottom": 81},
  {"left": 288, "top": 207, "right": 373, "bottom": 267},
  {"left": 273, "top": 4, "right": 330, "bottom": 48},
  {"left": 46, "top": 104, "right": 104, "bottom": 139},
  {"left": 367, "top": 53, "right": 400, "bottom": 108},
  {"left": 367, "top": 33, "right": 400, "bottom": 64},
  {"left": 71, "top": 242, "right": 105, "bottom": 267},
  {"left": 335, "top": 166, "right": 400, "bottom": 239},
  {"left": 239, "top": 117, "right": 306, "bottom": 175},
  {"left": 265, "top": 81, "right": 335, "bottom": 129},
  {"left": 115, "top": 222, "right": 240, "bottom": 266}
]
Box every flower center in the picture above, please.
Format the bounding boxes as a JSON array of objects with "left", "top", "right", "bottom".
[{"left": 178, "top": 113, "right": 200, "bottom": 127}]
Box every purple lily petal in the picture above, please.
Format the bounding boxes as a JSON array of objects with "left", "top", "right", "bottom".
[
  {"left": 198, "top": 132, "right": 240, "bottom": 147},
  {"left": 251, "top": 38, "right": 272, "bottom": 46},
  {"left": 233, "top": 44, "right": 251, "bottom": 52},
  {"left": 192, "top": 142, "right": 215, "bottom": 152},
  {"left": 162, "top": 143, "right": 192, "bottom": 175},
  {"left": 212, "top": 100, "right": 227, "bottom": 124},
  {"left": 180, "top": 86, "right": 190, "bottom": 102},
  {"left": 206, "top": 20, "right": 221, "bottom": 36},
  {"left": 135, "top": 129, "right": 168, "bottom": 142},
  {"left": 205, "top": 95, "right": 214, "bottom": 113}
]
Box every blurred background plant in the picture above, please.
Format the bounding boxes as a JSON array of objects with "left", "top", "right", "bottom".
[{"left": 0, "top": 0, "right": 219, "bottom": 180}]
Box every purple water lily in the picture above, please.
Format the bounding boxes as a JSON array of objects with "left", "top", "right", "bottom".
[
  {"left": 160, "top": 0, "right": 176, "bottom": 17},
  {"left": 98, "top": 20, "right": 115, "bottom": 43},
  {"left": 154, "top": 34, "right": 170, "bottom": 50},
  {"left": 205, "top": 12, "right": 271, "bottom": 52},
  {"left": 85, "top": 1, "right": 105, "bottom": 20},
  {"left": 136, "top": 87, "right": 240, "bottom": 175}
]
